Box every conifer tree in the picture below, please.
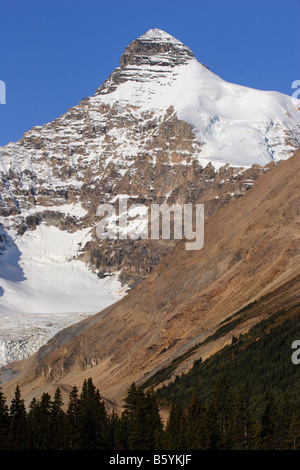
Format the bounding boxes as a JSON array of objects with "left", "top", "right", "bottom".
[
  {"left": 122, "top": 382, "right": 145, "bottom": 450},
  {"left": 118, "top": 411, "right": 130, "bottom": 450},
  {"left": 77, "top": 378, "right": 108, "bottom": 449},
  {"left": 0, "top": 387, "right": 9, "bottom": 449},
  {"left": 123, "top": 383, "right": 143, "bottom": 416},
  {"left": 27, "top": 392, "right": 52, "bottom": 449},
  {"left": 146, "top": 390, "right": 164, "bottom": 450},
  {"left": 132, "top": 389, "right": 163, "bottom": 450},
  {"left": 260, "top": 392, "right": 278, "bottom": 450},
  {"left": 27, "top": 397, "right": 41, "bottom": 449},
  {"left": 7, "top": 384, "right": 27, "bottom": 450},
  {"left": 51, "top": 387, "right": 66, "bottom": 449},
  {"left": 107, "top": 409, "right": 121, "bottom": 450},
  {"left": 163, "top": 403, "right": 186, "bottom": 450},
  {"left": 204, "top": 375, "right": 233, "bottom": 449},
  {"left": 232, "top": 385, "right": 253, "bottom": 450},
  {"left": 66, "top": 385, "right": 80, "bottom": 449},
  {"left": 288, "top": 412, "right": 300, "bottom": 450},
  {"left": 121, "top": 384, "right": 163, "bottom": 450},
  {"left": 184, "top": 395, "right": 205, "bottom": 449},
  {"left": 276, "top": 394, "right": 292, "bottom": 450}
]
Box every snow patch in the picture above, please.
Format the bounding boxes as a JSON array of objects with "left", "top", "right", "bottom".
[{"left": 0, "top": 224, "right": 126, "bottom": 365}]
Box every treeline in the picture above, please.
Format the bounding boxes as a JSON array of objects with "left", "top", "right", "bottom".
[
  {"left": 0, "top": 377, "right": 299, "bottom": 450},
  {"left": 155, "top": 307, "right": 300, "bottom": 417},
  {"left": 163, "top": 376, "right": 300, "bottom": 450}
]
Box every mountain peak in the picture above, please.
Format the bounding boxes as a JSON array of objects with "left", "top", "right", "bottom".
[
  {"left": 139, "top": 28, "right": 183, "bottom": 43},
  {"left": 119, "top": 28, "right": 194, "bottom": 68}
]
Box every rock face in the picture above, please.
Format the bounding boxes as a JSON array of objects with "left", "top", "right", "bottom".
[
  {"left": 0, "top": 28, "right": 300, "bottom": 365},
  {"left": 118, "top": 29, "right": 195, "bottom": 68}
]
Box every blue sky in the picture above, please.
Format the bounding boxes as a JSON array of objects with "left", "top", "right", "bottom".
[{"left": 0, "top": 0, "right": 299, "bottom": 146}]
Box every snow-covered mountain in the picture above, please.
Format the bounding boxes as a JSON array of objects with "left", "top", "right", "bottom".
[
  {"left": 0, "top": 28, "right": 299, "bottom": 366},
  {"left": 95, "top": 28, "right": 300, "bottom": 167}
]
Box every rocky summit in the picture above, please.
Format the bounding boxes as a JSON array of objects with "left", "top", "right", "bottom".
[
  {"left": 0, "top": 29, "right": 299, "bottom": 366},
  {"left": 116, "top": 28, "right": 195, "bottom": 68}
]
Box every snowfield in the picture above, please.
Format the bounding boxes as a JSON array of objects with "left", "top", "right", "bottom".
[
  {"left": 97, "top": 55, "right": 300, "bottom": 169},
  {"left": 0, "top": 223, "right": 127, "bottom": 365}
]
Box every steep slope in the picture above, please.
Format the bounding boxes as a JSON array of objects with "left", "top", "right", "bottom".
[
  {"left": 1, "top": 147, "right": 299, "bottom": 407},
  {"left": 155, "top": 302, "right": 300, "bottom": 419},
  {"left": 0, "top": 28, "right": 299, "bottom": 365}
]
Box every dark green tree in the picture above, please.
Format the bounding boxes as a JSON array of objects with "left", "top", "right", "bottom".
[
  {"left": 7, "top": 384, "right": 27, "bottom": 450},
  {"left": 51, "top": 387, "right": 66, "bottom": 449},
  {"left": 122, "top": 385, "right": 163, "bottom": 450},
  {"left": 27, "top": 397, "right": 41, "bottom": 449},
  {"left": 259, "top": 392, "right": 278, "bottom": 450},
  {"left": 66, "top": 385, "right": 81, "bottom": 449},
  {"left": 276, "top": 394, "right": 292, "bottom": 450},
  {"left": 27, "top": 393, "right": 53, "bottom": 449},
  {"left": 146, "top": 390, "right": 164, "bottom": 450},
  {"left": 203, "top": 375, "right": 234, "bottom": 449},
  {"left": 123, "top": 383, "right": 143, "bottom": 416},
  {"left": 232, "top": 385, "right": 254, "bottom": 450},
  {"left": 118, "top": 412, "right": 130, "bottom": 450},
  {"left": 163, "top": 403, "right": 186, "bottom": 450},
  {"left": 288, "top": 412, "right": 300, "bottom": 450},
  {"left": 184, "top": 395, "right": 206, "bottom": 449},
  {"left": 77, "top": 378, "right": 108, "bottom": 449},
  {"left": 107, "top": 409, "right": 121, "bottom": 450},
  {"left": 0, "top": 388, "right": 9, "bottom": 449}
]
